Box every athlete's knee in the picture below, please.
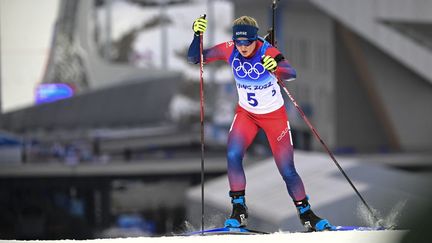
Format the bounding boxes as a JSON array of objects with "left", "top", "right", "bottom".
[
  {"left": 227, "top": 148, "right": 243, "bottom": 164},
  {"left": 280, "top": 165, "right": 300, "bottom": 182}
]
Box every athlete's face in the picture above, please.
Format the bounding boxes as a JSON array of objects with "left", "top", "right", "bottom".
[{"left": 235, "top": 38, "right": 257, "bottom": 58}]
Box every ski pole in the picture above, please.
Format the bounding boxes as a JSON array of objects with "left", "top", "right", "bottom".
[
  {"left": 199, "top": 14, "right": 207, "bottom": 235},
  {"left": 269, "top": 0, "right": 384, "bottom": 227}
]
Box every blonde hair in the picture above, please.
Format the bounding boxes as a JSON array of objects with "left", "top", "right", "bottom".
[{"left": 233, "top": 16, "right": 259, "bottom": 28}]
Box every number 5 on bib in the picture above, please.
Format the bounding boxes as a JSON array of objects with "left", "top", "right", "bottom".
[{"left": 247, "top": 92, "right": 258, "bottom": 107}]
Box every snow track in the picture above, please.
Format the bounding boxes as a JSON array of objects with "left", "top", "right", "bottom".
[{"left": 0, "top": 230, "right": 407, "bottom": 243}]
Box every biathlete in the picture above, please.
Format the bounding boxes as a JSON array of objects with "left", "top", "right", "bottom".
[{"left": 187, "top": 15, "right": 332, "bottom": 232}]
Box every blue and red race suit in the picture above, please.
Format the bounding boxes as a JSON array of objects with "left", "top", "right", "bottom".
[{"left": 188, "top": 35, "right": 306, "bottom": 201}]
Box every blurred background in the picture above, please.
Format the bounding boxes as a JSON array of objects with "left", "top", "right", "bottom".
[{"left": 0, "top": 0, "right": 431, "bottom": 240}]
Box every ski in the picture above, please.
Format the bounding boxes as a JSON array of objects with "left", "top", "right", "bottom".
[
  {"left": 185, "top": 225, "right": 386, "bottom": 236},
  {"left": 299, "top": 225, "right": 386, "bottom": 232},
  {"left": 186, "top": 227, "right": 269, "bottom": 236},
  {"left": 330, "top": 225, "right": 386, "bottom": 231}
]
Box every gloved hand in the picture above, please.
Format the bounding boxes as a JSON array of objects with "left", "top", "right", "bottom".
[
  {"left": 193, "top": 17, "right": 207, "bottom": 35},
  {"left": 262, "top": 55, "right": 277, "bottom": 72}
]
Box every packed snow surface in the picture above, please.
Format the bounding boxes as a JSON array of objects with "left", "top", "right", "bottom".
[{"left": 0, "top": 230, "right": 407, "bottom": 243}]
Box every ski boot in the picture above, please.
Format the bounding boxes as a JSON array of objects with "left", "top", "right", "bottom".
[
  {"left": 294, "top": 196, "right": 333, "bottom": 232},
  {"left": 224, "top": 190, "right": 248, "bottom": 228}
]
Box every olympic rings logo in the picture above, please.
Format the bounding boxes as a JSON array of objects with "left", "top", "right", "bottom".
[{"left": 231, "top": 58, "right": 266, "bottom": 80}]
